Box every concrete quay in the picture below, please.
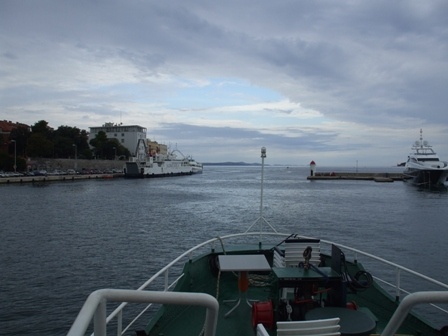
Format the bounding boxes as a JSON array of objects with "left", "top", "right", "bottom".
[
  {"left": 307, "top": 172, "right": 408, "bottom": 182},
  {"left": 0, "top": 173, "right": 124, "bottom": 185}
]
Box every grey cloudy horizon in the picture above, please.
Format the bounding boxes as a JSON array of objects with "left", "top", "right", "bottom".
[{"left": 1, "top": 1, "right": 448, "bottom": 166}]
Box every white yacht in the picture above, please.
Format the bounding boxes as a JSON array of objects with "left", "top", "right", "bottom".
[{"left": 404, "top": 129, "right": 448, "bottom": 187}]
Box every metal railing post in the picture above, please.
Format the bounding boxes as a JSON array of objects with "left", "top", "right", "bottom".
[
  {"left": 116, "top": 310, "right": 122, "bottom": 336},
  {"left": 94, "top": 298, "right": 107, "bottom": 336},
  {"left": 164, "top": 269, "right": 169, "bottom": 291},
  {"left": 382, "top": 291, "right": 448, "bottom": 336}
]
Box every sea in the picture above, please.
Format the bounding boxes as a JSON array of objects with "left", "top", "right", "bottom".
[{"left": 1, "top": 165, "right": 448, "bottom": 335}]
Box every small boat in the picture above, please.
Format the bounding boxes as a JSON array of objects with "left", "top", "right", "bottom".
[
  {"left": 403, "top": 129, "right": 448, "bottom": 187},
  {"left": 68, "top": 148, "right": 448, "bottom": 336}
]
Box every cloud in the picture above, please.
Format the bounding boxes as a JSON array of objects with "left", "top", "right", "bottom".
[{"left": 1, "top": 0, "right": 448, "bottom": 165}]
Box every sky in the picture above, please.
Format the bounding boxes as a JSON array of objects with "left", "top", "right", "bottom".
[{"left": 1, "top": 1, "right": 448, "bottom": 166}]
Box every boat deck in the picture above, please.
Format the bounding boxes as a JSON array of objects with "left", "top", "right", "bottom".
[{"left": 142, "top": 245, "right": 440, "bottom": 336}]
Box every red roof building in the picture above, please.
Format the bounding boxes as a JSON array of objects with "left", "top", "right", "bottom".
[{"left": 0, "top": 120, "right": 30, "bottom": 151}]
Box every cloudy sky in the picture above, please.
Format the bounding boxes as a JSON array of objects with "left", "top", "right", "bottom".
[{"left": 1, "top": 1, "right": 448, "bottom": 166}]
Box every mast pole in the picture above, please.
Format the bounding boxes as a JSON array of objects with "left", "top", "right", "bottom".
[
  {"left": 245, "top": 146, "right": 276, "bottom": 236},
  {"left": 259, "top": 147, "right": 266, "bottom": 244}
]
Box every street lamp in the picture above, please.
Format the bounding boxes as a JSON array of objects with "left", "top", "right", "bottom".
[
  {"left": 11, "top": 140, "right": 16, "bottom": 172},
  {"left": 72, "top": 144, "right": 77, "bottom": 170},
  {"left": 113, "top": 147, "right": 116, "bottom": 160}
]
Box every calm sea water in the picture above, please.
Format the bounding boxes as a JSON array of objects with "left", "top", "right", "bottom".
[{"left": 1, "top": 166, "right": 448, "bottom": 335}]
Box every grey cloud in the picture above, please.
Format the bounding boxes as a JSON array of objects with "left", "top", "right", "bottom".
[
  {"left": 1, "top": 0, "right": 447, "bottom": 164},
  {"left": 150, "top": 123, "right": 340, "bottom": 152}
]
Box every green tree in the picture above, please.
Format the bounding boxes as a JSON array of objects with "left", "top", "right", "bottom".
[
  {"left": 26, "top": 120, "right": 55, "bottom": 158},
  {"left": 53, "top": 125, "right": 91, "bottom": 159},
  {"left": 104, "top": 139, "right": 130, "bottom": 160},
  {"left": 31, "top": 120, "right": 52, "bottom": 136},
  {"left": 26, "top": 133, "right": 54, "bottom": 158},
  {"left": 115, "top": 143, "right": 131, "bottom": 160},
  {"left": 9, "top": 125, "right": 31, "bottom": 158},
  {"left": 78, "top": 130, "right": 92, "bottom": 159},
  {"left": 89, "top": 131, "right": 108, "bottom": 159},
  {"left": 89, "top": 131, "right": 130, "bottom": 160}
]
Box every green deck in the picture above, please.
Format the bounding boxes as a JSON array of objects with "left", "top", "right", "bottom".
[{"left": 143, "top": 246, "right": 440, "bottom": 336}]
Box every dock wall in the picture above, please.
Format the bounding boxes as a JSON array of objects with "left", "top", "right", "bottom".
[
  {"left": 307, "top": 172, "right": 407, "bottom": 182},
  {"left": 28, "top": 158, "right": 125, "bottom": 172},
  {"left": 0, "top": 173, "right": 124, "bottom": 185}
]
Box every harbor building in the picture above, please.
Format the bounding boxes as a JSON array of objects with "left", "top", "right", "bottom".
[
  {"left": 89, "top": 123, "right": 147, "bottom": 156},
  {"left": 88, "top": 123, "right": 167, "bottom": 158},
  {"left": 0, "top": 120, "right": 30, "bottom": 152}
]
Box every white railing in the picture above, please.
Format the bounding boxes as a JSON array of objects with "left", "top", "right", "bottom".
[
  {"left": 67, "top": 232, "right": 448, "bottom": 335},
  {"left": 67, "top": 289, "right": 219, "bottom": 336},
  {"left": 320, "top": 239, "right": 448, "bottom": 300},
  {"left": 382, "top": 291, "right": 448, "bottom": 336}
]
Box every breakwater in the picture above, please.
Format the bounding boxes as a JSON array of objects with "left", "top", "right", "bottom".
[{"left": 307, "top": 172, "right": 408, "bottom": 182}]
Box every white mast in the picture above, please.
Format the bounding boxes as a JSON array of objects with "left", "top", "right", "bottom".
[{"left": 245, "top": 147, "right": 277, "bottom": 247}]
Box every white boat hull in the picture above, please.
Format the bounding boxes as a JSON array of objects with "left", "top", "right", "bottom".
[
  {"left": 124, "top": 160, "right": 193, "bottom": 178},
  {"left": 404, "top": 166, "right": 448, "bottom": 186},
  {"left": 403, "top": 130, "right": 448, "bottom": 187}
]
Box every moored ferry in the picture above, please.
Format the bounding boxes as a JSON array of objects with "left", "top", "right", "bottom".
[{"left": 124, "top": 139, "right": 202, "bottom": 178}]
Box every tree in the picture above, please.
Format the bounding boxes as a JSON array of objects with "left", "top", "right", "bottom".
[
  {"left": 31, "top": 120, "right": 52, "bottom": 136},
  {"left": 26, "top": 133, "right": 54, "bottom": 158},
  {"left": 104, "top": 139, "right": 131, "bottom": 160},
  {"left": 9, "top": 125, "right": 31, "bottom": 158},
  {"left": 53, "top": 125, "right": 91, "bottom": 159},
  {"left": 78, "top": 130, "right": 92, "bottom": 159},
  {"left": 89, "top": 131, "right": 108, "bottom": 159},
  {"left": 25, "top": 120, "right": 55, "bottom": 158},
  {"left": 89, "top": 131, "right": 130, "bottom": 160}
]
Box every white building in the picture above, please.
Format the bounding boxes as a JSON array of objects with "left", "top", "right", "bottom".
[{"left": 89, "top": 123, "right": 147, "bottom": 156}]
